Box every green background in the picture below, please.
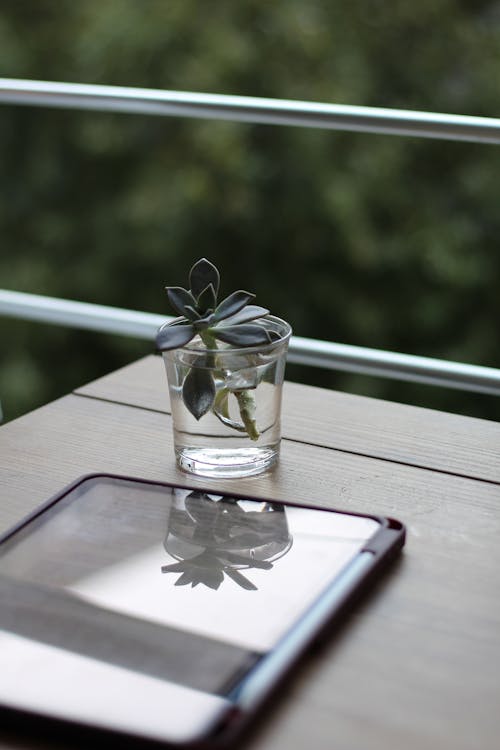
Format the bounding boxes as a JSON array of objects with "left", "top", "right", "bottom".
[{"left": 1, "top": 0, "right": 499, "bottom": 422}]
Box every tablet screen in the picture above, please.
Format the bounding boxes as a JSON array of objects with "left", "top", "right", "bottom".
[{"left": 0, "top": 476, "right": 380, "bottom": 698}]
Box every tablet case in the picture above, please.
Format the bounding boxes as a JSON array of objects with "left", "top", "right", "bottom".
[{"left": 0, "top": 473, "right": 405, "bottom": 748}]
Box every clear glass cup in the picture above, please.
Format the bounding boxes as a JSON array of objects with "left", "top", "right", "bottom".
[{"left": 161, "top": 316, "right": 291, "bottom": 478}]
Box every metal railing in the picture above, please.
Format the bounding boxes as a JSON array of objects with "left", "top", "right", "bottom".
[
  {"left": 1, "top": 78, "right": 500, "bottom": 397},
  {"left": 2, "top": 287, "right": 500, "bottom": 398},
  {"left": 3, "top": 78, "right": 500, "bottom": 143}
]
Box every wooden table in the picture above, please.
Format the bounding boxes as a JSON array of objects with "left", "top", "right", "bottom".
[{"left": 1, "top": 354, "right": 499, "bottom": 750}]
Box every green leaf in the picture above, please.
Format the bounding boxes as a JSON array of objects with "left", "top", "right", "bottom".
[
  {"left": 217, "top": 305, "right": 269, "bottom": 327},
  {"left": 184, "top": 305, "right": 202, "bottom": 321},
  {"left": 213, "top": 324, "right": 271, "bottom": 347},
  {"left": 213, "top": 291, "right": 255, "bottom": 322},
  {"left": 168, "top": 316, "right": 190, "bottom": 326},
  {"left": 182, "top": 367, "right": 215, "bottom": 419},
  {"left": 156, "top": 323, "right": 195, "bottom": 351},
  {"left": 189, "top": 258, "right": 220, "bottom": 298},
  {"left": 196, "top": 283, "right": 217, "bottom": 313},
  {"left": 166, "top": 287, "right": 196, "bottom": 318},
  {"left": 194, "top": 312, "right": 215, "bottom": 328}
]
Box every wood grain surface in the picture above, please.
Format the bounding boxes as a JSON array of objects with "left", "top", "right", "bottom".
[
  {"left": 1, "top": 387, "right": 499, "bottom": 750},
  {"left": 75, "top": 355, "right": 500, "bottom": 483}
]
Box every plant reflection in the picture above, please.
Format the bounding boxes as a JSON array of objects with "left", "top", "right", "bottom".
[{"left": 162, "top": 491, "right": 292, "bottom": 590}]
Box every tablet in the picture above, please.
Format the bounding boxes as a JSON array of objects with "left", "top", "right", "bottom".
[{"left": 0, "top": 474, "right": 405, "bottom": 747}]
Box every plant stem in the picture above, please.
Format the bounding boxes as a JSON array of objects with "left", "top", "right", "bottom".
[
  {"left": 199, "top": 330, "right": 259, "bottom": 440},
  {"left": 200, "top": 330, "right": 217, "bottom": 359},
  {"left": 234, "top": 389, "right": 259, "bottom": 441}
]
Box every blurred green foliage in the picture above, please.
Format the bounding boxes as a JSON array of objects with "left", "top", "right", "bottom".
[{"left": 1, "top": 0, "right": 500, "bottom": 422}]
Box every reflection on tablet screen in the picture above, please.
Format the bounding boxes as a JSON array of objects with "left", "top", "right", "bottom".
[{"left": 0, "top": 477, "right": 380, "bottom": 653}]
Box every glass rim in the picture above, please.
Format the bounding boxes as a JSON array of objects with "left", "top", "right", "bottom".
[{"left": 159, "top": 314, "right": 292, "bottom": 356}]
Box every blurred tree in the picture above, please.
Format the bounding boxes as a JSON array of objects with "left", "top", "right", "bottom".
[{"left": 1, "top": 0, "right": 500, "bottom": 421}]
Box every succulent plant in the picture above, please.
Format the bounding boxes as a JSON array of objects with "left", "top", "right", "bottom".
[
  {"left": 156, "top": 257, "right": 272, "bottom": 351},
  {"left": 156, "top": 258, "right": 279, "bottom": 439}
]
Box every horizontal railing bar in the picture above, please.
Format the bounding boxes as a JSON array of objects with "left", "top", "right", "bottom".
[
  {"left": 1, "top": 78, "right": 500, "bottom": 144},
  {"left": 287, "top": 336, "right": 500, "bottom": 395},
  {"left": 0, "top": 290, "right": 167, "bottom": 339},
  {"left": 2, "top": 289, "right": 500, "bottom": 396}
]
